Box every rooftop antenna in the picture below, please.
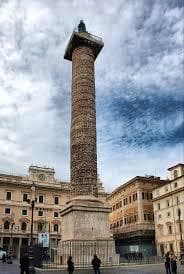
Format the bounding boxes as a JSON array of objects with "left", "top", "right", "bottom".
[{"left": 154, "top": 168, "right": 156, "bottom": 177}]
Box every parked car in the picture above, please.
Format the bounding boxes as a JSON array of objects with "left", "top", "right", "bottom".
[{"left": 0, "top": 249, "right": 7, "bottom": 259}]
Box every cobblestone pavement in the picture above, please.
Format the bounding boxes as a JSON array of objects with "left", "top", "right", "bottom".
[
  {"left": 38, "top": 264, "right": 183, "bottom": 274},
  {"left": 0, "top": 260, "right": 19, "bottom": 274},
  {"left": 0, "top": 262, "right": 183, "bottom": 274}
]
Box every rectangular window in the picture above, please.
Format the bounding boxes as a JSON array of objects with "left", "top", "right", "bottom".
[
  {"left": 133, "top": 193, "right": 137, "bottom": 201},
  {"left": 129, "top": 196, "right": 132, "bottom": 203},
  {"left": 167, "top": 212, "right": 171, "bottom": 217},
  {"left": 5, "top": 208, "right": 10, "bottom": 214},
  {"left": 168, "top": 225, "right": 172, "bottom": 234},
  {"left": 54, "top": 212, "right": 59, "bottom": 218},
  {"left": 38, "top": 210, "right": 43, "bottom": 216},
  {"left": 39, "top": 195, "right": 44, "bottom": 203},
  {"left": 158, "top": 203, "right": 160, "bottom": 210},
  {"left": 22, "top": 210, "right": 27, "bottom": 216},
  {"left": 54, "top": 196, "right": 59, "bottom": 205},
  {"left": 119, "top": 201, "right": 122, "bottom": 207},
  {"left": 134, "top": 215, "right": 138, "bottom": 222},
  {"left": 23, "top": 193, "right": 28, "bottom": 202},
  {"left": 166, "top": 200, "right": 170, "bottom": 207},
  {"left": 6, "top": 191, "right": 11, "bottom": 200},
  {"left": 169, "top": 243, "right": 174, "bottom": 252},
  {"left": 142, "top": 192, "right": 145, "bottom": 199},
  {"left": 148, "top": 214, "right": 151, "bottom": 221},
  {"left": 120, "top": 219, "right": 123, "bottom": 226},
  {"left": 176, "top": 197, "right": 179, "bottom": 205},
  {"left": 174, "top": 170, "right": 178, "bottom": 179}
]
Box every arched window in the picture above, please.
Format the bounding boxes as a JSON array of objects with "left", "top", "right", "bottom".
[
  {"left": 21, "top": 222, "right": 27, "bottom": 231},
  {"left": 54, "top": 224, "right": 58, "bottom": 232},
  {"left": 4, "top": 221, "right": 10, "bottom": 230}
]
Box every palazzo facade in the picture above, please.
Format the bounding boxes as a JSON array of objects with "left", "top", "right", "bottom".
[
  {"left": 0, "top": 165, "right": 107, "bottom": 258},
  {"left": 107, "top": 176, "right": 168, "bottom": 256}
]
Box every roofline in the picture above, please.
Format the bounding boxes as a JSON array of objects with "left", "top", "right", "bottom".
[
  {"left": 153, "top": 185, "right": 184, "bottom": 202},
  {"left": 0, "top": 173, "right": 23, "bottom": 179},
  {"left": 167, "top": 163, "right": 184, "bottom": 171},
  {"left": 152, "top": 174, "right": 184, "bottom": 193},
  {"left": 107, "top": 176, "right": 168, "bottom": 199}
]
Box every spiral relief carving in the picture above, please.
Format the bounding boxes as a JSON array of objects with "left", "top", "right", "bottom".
[{"left": 70, "top": 46, "right": 98, "bottom": 197}]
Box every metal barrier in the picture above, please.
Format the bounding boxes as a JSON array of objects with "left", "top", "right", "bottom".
[
  {"left": 120, "top": 255, "right": 164, "bottom": 265},
  {"left": 40, "top": 241, "right": 119, "bottom": 269}
]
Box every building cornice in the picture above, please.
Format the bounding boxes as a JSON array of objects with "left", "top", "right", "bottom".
[
  {"left": 167, "top": 163, "right": 184, "bottom": 171},
  {"left": 169, "top": 174, "right": 184, "bottom": 182},
  {"left": 107, "top": 176, "right": 168, "bottom": 199},
  {"left": 153, "top": 186, "right": 184, "bottom": 201},
  {"left": 0, "top": 177, "right": 70, "bottom": 192}
]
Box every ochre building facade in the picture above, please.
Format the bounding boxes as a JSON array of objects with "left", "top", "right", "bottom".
[{"left": 107, "top": 176, "right": 168, "bottom": 256}]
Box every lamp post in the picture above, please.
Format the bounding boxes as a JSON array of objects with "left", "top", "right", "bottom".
[
  {"left": 7, "top": 222, "right": 15, "bottom": 264},
  {"left": 178, "top": 208, "right": 184, "bottom": 265},
  {"left": 28, "top": 182, "right": 37, "bottom": 273}
]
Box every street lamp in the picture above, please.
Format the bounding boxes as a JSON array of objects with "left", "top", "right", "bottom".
[
  {"left": 7, "top": 222, "right": 15, "bottom": 264},
  {"left": 178, "top": 208, "right": 184, "bottom": 265},
  {"left": 27, "top": 182, "right": 37, "bottom": 273}
]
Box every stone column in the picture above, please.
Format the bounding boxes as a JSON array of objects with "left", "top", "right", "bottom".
[
  {"left": 71, "top": 46, "right": 98, "bottom": 197},
  {"left": 18, "top": 238, "right": 22, "bottom": 259}
]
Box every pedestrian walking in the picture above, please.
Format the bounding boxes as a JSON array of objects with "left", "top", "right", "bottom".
[
  {"left": 20, "top": 252, "right": 29, "bottom": 274},
  {"left": 171, "top": 253, "right": 177, "bottom": 274},
  {"left": 91, "top": 254, "right": 101, "bottom": 274},
  {"left": 164, "top": 251, "right": 171, "bottom": 274},
  {"left": 67, "top": 256, "right": 74, "bottom": 274}
]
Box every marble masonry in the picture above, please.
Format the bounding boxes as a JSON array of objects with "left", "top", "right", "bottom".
[{"left": 59, "top": 21, "right": 119, "bottom": 266}]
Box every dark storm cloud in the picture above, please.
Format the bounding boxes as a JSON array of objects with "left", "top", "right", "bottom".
[
  {"left": 167, "top": 0, "right": 184, "bottom": 8},
  {"left": 98, "top": 91, "right": 184, "bottom": 148}
]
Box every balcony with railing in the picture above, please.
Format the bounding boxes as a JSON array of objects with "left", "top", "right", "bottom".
[
  {"left": 72, "top": 27, "right": 103, "bottom": 42},
  {"left": 112, "top": 223, "right": 155, "bottom": 239},
  {"left": 0, "top": 225, "right": 61, "bottom": 237}
]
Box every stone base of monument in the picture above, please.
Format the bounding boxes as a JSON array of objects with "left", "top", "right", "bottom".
[{"left": 59, "top": 195, "right": 119, "bottom": 266}]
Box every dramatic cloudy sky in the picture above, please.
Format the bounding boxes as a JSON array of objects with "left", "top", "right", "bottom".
[{"left": 0, "top": 0, "right": 183, "bottom": 191}]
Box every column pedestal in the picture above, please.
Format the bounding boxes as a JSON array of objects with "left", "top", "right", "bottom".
[{"left": 59, "top": 195, "right": 119, "bottom": 266}]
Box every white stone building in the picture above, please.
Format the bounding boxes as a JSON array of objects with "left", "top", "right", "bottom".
[{"left": 153, "top": 163, "right": 184, "bottom": 256}]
